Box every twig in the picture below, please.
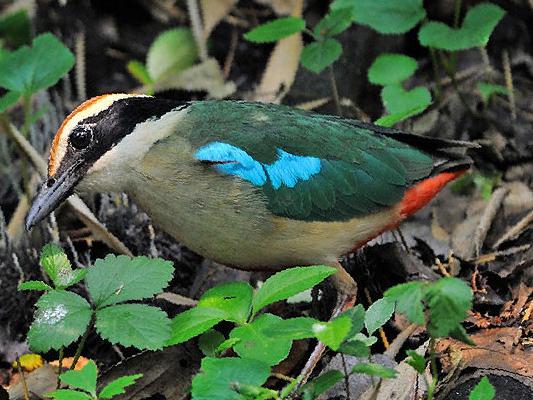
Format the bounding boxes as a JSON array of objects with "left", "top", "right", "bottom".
[
  {"left": 75, "top": 31, "right": 87, "bottom": 102},
  {"left": 493, "top": 209, "right": 533, "bottom": 249},
  {"left": 470, "top": 244, "right": 530, "bottom": 265},
  {"left": 473, "top": 187, "right": 509, "bottom": 257},
  {"left": 328, "top": 66, "right": 342, "bottom": 116},
  {"left": 502, "top": 50, "right": 516, "bottom": 120},
  {"left": 341, "top": 354, "right": 352, "bottom": 400},
  {"left": 15, "top": 354, "right": 30, "bottom": 400},
  {"left": 384, "top": 323, "right": 418, "bottom": 359},
  {"left": 187, "top": 0, "right": 208, "bottom": 61},
  {"left": 223, "top": 28, "right": 238, "bottom": 79}
]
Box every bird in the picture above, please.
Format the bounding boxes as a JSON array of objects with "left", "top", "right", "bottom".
[{"left": 26, "top": 93, "right": 474, "bottom": 379}]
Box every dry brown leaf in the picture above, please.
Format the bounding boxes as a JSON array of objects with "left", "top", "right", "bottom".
[
  {"left": 252, "top": 0, "right": 303, "bottom": 103},
  {"left": 437, "top": 327, "right": 532, "bottom": 377},
  {"left": 201, "top": 0, "right": 238, "bottom": 39},
  {"left": 7, "top": 364, "right": 56, "bottom": 400},
  {"left": 49, "top": 356, "right": 90, "bottom": 371}
]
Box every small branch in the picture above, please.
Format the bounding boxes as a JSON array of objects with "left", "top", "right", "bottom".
[
  {"left": 341, "top": 354, "right": 352, "bottom": 400},
  {"left": 75, "top": 31, "right": 87, "bottom": 102},
  {"left": 328, "top": 66, "right": 342, "bottom": 116},
  {"left": 15, "top": 354, "right": 30, "bottom": 400},
  {"left": 502, "top": 50, "right": 516, "bottom": 120},
  {"left": 492, "top": 209, "right": 533, "bottom": 249},
  {"left": 473, "top": 187, "right": 509, "bottom": 257},
  {"left": 187, "top": 0, "right": 208, "bottom": 61}
]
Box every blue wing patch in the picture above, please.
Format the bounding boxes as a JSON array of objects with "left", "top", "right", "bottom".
[{"left": 195, "top": 142, "right": 322, "bottom": 189}]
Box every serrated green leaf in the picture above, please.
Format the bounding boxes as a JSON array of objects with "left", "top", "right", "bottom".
[
  {"left": 314, "top": 9, "right": 352, "bottom": 37},
  {"left": 365, "top": 297, "right": 395, "bottom": 335},
  {"left": 28, "top": 290, "right": 92, "bottom": 352},
  {"left": 252, "top": 266, "right": 336, "bottom": 315},
  {"left": 231, "top": 383, "right": 278, "bottom": 400},
  {"left": 230, "top": 313, "right": 292, "bottom": 366},
  {"left": 469, "top": 376, "right": 495, "bottom": 400},
  {"left": 44, "top": 389, "right": 92, "bottom": 400},
  {"left": 168, "top": 306, "right": 225, "bottom": 345},
  {"left": 476, "top": 82, "right": 508, "bottom": 103},
  {"left": 40, "top": 244, "right": 71, "bottom": 285},
  {"left": 18, "top": 280, "right": 53, "bottom": 291},
  {"left": 312, "top": 315, "right": 351, "bottom": 351},
  {"left": 381, "top": 84, "right": 432, "bottom": 115},
  {"left": 368, "top": 53, "right": 418, "bottom": 85},
  {"left": 418, "top": 3, "right": 505, "bottom": 51},
  {"left": 300, "top": 39, "right": 342, "bottom": 74},
  {"left": 300, "top": 370, "right": 344, "bottom": 399},
  {"left": 59, "top": 360, "right": 97, "bottom": 396},
  {"left": 405, "top": 349, "right": 426, "bottom": 374},
  {"left": 339, "top": 338, "right": 370, "bottom": 357},
  {"left": 95, "top": 304, "right": 171, "bottom": 350},
  {"left": 198, "top": 281, "right": 253, "bottom": 324},
  {"left": 191, "top": 357, "right": 270, "bottom": 400},
  {"left": 244, "top": 17, "right": 305, "bottom": 43},
  {"left": 262, "top": 316, "right": 318, "bottom": 340},
  {"left": 0, "top": 90, "right": 19, "bottom": 113},
  {"left": 99, "top": 374, "right": 143, "bottom": 399},
  {"left": 352, "top": 363, "right": 397, "bottom": 378},
  {"left": 216, "top": 337, "right": 240, "bottom": 355},
  {"left": 340, "top": 304, "right": 365, "bottom": 339},
  {"left": 332, "top": 0, "right": 425, "bottom": 34},
  {"left": 146, "top": 28, "right": 198, "bottom": 82},
  {"left": 375, "top": 104, "right": 428, "bottom": 127},
  {"left": 86, "top": 255, "right": 173, "bottom": 308},
  {"left": 384, "top": 281, "right": 426, "bottom": 325},
  {"left": 426, "top": 277, "right": 472, "bottom": 340},
  {"left": 0, "top": 10, "right": 31, "bottom": 48},
  {"left": 198, "top": 329, "right": 225, "bottom": 357},
  {"left": 0, "top": 33, "right": 74, "bottom": 94}
]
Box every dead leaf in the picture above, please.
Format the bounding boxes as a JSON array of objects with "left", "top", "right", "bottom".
[
  {"left": 49, "top": 356, "right": 89, "bottom": 371},
  {"left": 7, "top": 364, "right": 56, "bottom": 400},
  {"left": 200, "top": 0, "right": 238, "bottom": 39}
]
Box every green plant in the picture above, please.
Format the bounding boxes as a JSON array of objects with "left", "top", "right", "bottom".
[
  {"left": 469, "top": 376, "right": 496, "bottom": 400},
  {"left": 45, "top": 360, "right": 142, "bottom": 400},
  {"left": 19, "top": 244, "right": 174, "bottom": 369},
  {"left": 127, "top": 27, "right": 198, "bottom": 91}
]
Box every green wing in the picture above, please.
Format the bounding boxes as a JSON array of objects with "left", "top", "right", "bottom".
[{"left": 187, "top": 101, "right": 435, "bottom": 222}]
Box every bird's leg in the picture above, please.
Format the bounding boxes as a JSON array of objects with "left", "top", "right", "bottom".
[{"left": 295, "top": 262, "right": 357, "bottom": 389}]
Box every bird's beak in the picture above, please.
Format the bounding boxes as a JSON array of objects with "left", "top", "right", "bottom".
[{"left": 26, "top": 164, "right": 82, "bottom": 230}]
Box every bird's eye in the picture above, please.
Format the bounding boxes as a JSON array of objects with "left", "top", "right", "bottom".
[{"left": 70, "top": 127, "right": 93, "bottom": 150}]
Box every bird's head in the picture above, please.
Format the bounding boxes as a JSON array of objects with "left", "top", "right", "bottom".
[{"left": 26, "top": 93, "right": 183, "bottom": 230}]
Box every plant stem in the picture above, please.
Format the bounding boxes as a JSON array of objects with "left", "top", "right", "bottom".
[
  {"left": 429, "top": 48, "right": 442, "bottom": 103},
  {"left": 341, "top": 354, "right": 351, "bottom": 399},
  {"left": 70, "top": 313, "right": 95, "bottom": 370},
  {"left": 426, "top": 338, "right": 439, "bottom": 400},
  {"left": 56, "top": 347, "right": 65, "bottom": 388},
  {"left": 328, "top": 66, "right": 342, "bottom": 116},
  {"left": 21, "top": 94, "right": 32, "bottom": 137}
]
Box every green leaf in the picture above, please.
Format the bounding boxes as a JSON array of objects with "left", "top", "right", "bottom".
[
  {"left": 262, "top": 316, "right": 318, "bottom": 340},
  {"left": 231, "top": 383, "right": 278, "bottom": 400},
  {"left": 44, "top": 389, "right": 92, "bottom": 400},
  {"left": 300, "top": 39, "right": 342, "bottom": 74},
  {"left": 405, "top": 349, "right": 426, "bottom": 374},
  {"left": 352, "top": 363, "right": 397, "bottom": 378},
  {"left": 95, "top": 304, "right": 171, "bottom": 350},
  {"left": 126, "top": 60, "right": 153, "bottom": 86},
  {"left": 385, "top": 281, "right": 427, "bottom": 325},
  {"left": 418, "top": 3, "right": 505, "bottom": 51},
  {"left": 314, "top": 9, "right": 352, "bottom": 37},
  {"left": 341, "top": 304, "right": 365, "bottom": 339},
  {"left": 40, "top": 244, "right": 70, "bottom": 285},
  {"left": 312, "top": 315, "right": 351, "bottom": 351},
  {"left": 59, "top": 360, "right": 97, "bottom": 396},
  {"left": 168, "top": 306, "right": 225, "bottom": 345},
  {"left": 99, "top": 374, "right": 143, "bottom": 399},
  {"left": 300, "top": 370, "right": 344, "bottom": 399},
  {"left": 0, "top": 33, "right": 74, "bottom": 94},
  {"left": 18, "top": 280, "right": 53, "bottom": 291},
  {"left": 86, "top": 255, "right": 173, "bottom": 308},
  {"left": 0, "top": 10, "right": 31, "bottom": 48},
  {"left": 216, "top": 338, "right": 240, "bottom": 355},
  {"left": 365, "top": 297, "right": 395, "bottom": 335},
  {"left": 198, "top": 329, "right": 225, "bottom": 357},
  {"left": 339, "top": 338, "right": 371, "bottom": 357},
  {"left": 244, "top": 17, "right": 305, "bottom": 43},
  {"left": 381, "top": 84, "right": 432, "bottom": 115},
  {"left": 198, "top": 281, "right": 253, "bottom": 324},
  {"left": 28, "top": 290, "right": 92, "bottom": 352},
  {"left": 252, "top": 266, "right": 336, "bottom": 315},
  {"left": 230, "top": 313, "right": 292, "bottom": 366},
  {"left": 191, "top": 357, "right": 270, "bottom": 400},
  {"left": 426, "top": 277, "right": 473, "bottom": 340},
  {"left": 146, "top": 28, "right": 198, "bottom": 82},
  {"left": 332, "top": 0, "right": 426, "bottom": 34},
  {"left": 469, "top": 376, "right": 496, "bottom": 400},
  {"left": 473, "top": 173, "right": 499, "bottom": 201},
  {"left": 368, "top": 53, "right": 418, "bottom": 85},
  {"left": 374, "top": 104, "right": 428, "bottom": 127},
  {"left": 0, "top": 91, "right": 19, "bottom": 113},
  {"left": 477, "top": 82, "right": 508, "bottom": 103}
]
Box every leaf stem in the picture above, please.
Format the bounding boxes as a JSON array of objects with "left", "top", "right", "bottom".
[
  {"left": 56, "top": 346, "right": 65, "bottom": 388},
  {"left": 328, "top": 66, "right": 342, "bottom": 116},
  {"left": 70, "top": 313, "right": 95, "bottom": 370},
  {"left": 21, "top": 94, "right": 32, "bottom": 137},
  {"left": 426, "top": 338, "right": 438, "bottom": 400},
  {"left": 429, "top": 48, "right": 442, "bottom": 103}
]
